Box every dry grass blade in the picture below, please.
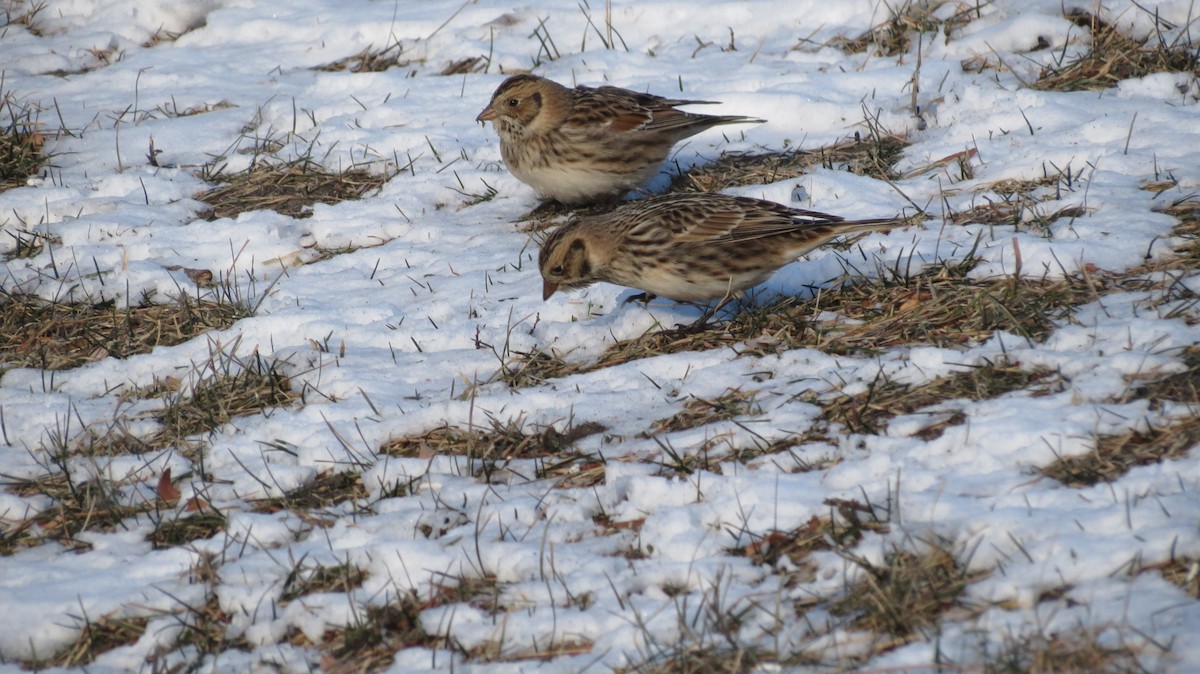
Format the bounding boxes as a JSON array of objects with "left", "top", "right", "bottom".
[
  {"left": 0, "top": 292, "right": 249, "bottom": 370},
  {"left": 826, "top": 1, "right": 979, "bottom": 57},
  {"left": 577, "top": 259, "right": 1094, "bottom": 379},
  {"left": 1143, "top": 556, "right": 1200, "bottom": 599},
  {"left": 382, "top": 417, "right": 608, "bottom": 488},
  {"left": 147, "top": 510, "right": 227, "bottom": 548},
  {"left": 736, "top": 500, "right": 890, "bottom": 585},
  {"left": 197, "top": 160, "right": 393, "bottom": 221},
  {"left": 1035, "top": 12, "right": 1200, "bottom": 92}
]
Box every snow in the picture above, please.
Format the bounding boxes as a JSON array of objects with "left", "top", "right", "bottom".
[{"left": 2, "top": 0, "right": 1199, "bottom": 671}]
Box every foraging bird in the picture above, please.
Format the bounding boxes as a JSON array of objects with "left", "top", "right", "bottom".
[
  {"left": 539, "top": 192, "right": 910, "bottom": 308},
  {"left": 476, "top": 74, "right": 763, "bottom": 204}
]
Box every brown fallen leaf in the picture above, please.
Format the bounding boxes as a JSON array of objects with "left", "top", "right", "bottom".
[{"left": 157, "top": 469, "right": 181, "bottom": 502}]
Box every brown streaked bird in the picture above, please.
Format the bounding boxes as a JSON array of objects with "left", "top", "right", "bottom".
[
  {"left": 476, "top": 74, "right": 763, "bottom": 205},
  {"left": 539, "top": 192, "right": 911, "bottom": 310}
]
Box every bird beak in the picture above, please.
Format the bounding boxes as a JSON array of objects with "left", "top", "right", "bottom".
[
  {"left": 476, "top": 107, "right": 496, "bottom": 123},
  {"left": 542, "top": 280, "right": 558, "bottom": 300}
]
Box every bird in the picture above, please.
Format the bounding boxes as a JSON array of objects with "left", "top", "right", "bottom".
[
  {"left": 476, "top": 74, "right": 763, "bottom": 205},
  {"left": 538, "top": 192, "right": 912, "bottom": 317}
]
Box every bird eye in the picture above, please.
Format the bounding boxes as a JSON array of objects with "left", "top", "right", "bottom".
[
  {"left": 550, "top": 265, "right": 564, "bottom": 275},
  {"left": 507, "top": 98, "right": 519, "bottom": 107}
]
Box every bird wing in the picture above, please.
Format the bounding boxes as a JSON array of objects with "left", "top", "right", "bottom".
[
  {"left": 571, "top": 85, "right": 721, "bottom": 134},
  {"left": 639, "top": 195, "right": 846, "bottom": 244}
]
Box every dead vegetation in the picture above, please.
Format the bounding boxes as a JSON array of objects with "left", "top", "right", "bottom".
[
  {"left": 1035, "top": 11, "right": 1200, "bottom": 92},
  {"left": 253, "top": 470, "right": 371, "bottom": 515},
  {"left": 1040, "top": 412, "right": 1200, "bottom": 487},
  {"left": 831, "top": 537, "right": 981, "bottom": 643},
  {"left": 1042, "top": 348, "right": 1199, "bottom": 486},
  {"left": 817, "top": 360, "right": 1058, "bottom": 439},
  {"left": 1, "top": 472, "right": 154, "bottom": 554},
  {"left": 0, "top": 291, "right": 249, "bottom": 370},
  {"left": 197, "top": 158, "right": 394, "bottom": 221},
  {"left": 315, "top": 596, "right": 433, "bottom": 673},
  {"left": 282, "top": 562, "right": 369, "bottom": 601},
  {"left": 651, "top": 388, "right": 760, "bottom": 434},
  {"left": 380, "top": 416, "right": 609, "bottom": 487},
  {"left": 154, "top": 346, "right": 299, "bottom": 449},
  {"left": 827, "top": 1, "right": 981, "bottom": 57},
  {"left": 0, "top": 87, "right": 47, "bottom": 192},
  {"left": 673, "top": 131, "right": 910, "bottom": 191},
  {"left": 977, "top": 625, "right": 1149, "bottom": 673},
  {"left": 22, "top": 613, "right": 149, "bottom": 668}
]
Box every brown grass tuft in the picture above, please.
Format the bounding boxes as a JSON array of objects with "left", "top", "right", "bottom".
[
  {"left": 28, "top": 613, "right": 149, "bottom": 668},
  {"left": 1035, "top": 12, "right": 1200, "bottom": 92},
  {"left": 381, "top": 416, "right": 605, "bottom": 460},
  {"left": 314, "top": 43, "right": 419, "bottom": 73},
  {"left": 1, "top": 474, "right": 152, "bottom": 554},
  {"left": 0, "top": 88, "right": 48, "bottom": 192},
  {"left": 980, "top": 625, "right": 1147, "bottom": 674},
  {"left": 736, "top": 498, "right": 891, "bottom": 587},
  {"left": 828, "top": 1, "right": 980, "bottom": 57},
  {"left": 254, "top": 471, "right": 370, "bottom": 515},
  {"left": 154, "top": 348, "right": 298, "bottom": 449},
  {"left": 1040, "top": 413, "right": 1200, "bottom": 487},
  {"left": 197, "top": 159, "right": 393, "bottom": 221},
  {"left": 651, "top": 388, "right": 759, "bottom": 434},
  {"left": 821, "top": 361, "right": 1059, "bottom": 438},
  {"left": 282, "top": 563, "right": 368, "bottom": 601},
  {"left": 673, "top": 134, "right": 910, "bottom": 192},
  {"left": 147, "top": 509, "right": 227, "bottom": 548},
  {"left": 317, "top": 594, "right": 432, "bottom": 674},
  {"left": 0, "top": 292, "right": 249, "bottom": 371},
  {"left": 1143, "top": 556, "right": 1200, "bottom": 599},
  {"left": 831, "top": 538, "right": 980, "bottom": 641}
]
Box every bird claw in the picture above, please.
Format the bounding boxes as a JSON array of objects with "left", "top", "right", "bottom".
[{"left": 624, "top": 292, "right": 657, "bottom": 305}]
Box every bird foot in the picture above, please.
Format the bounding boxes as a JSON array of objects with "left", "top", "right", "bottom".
[{"left": 624, "top": 292, "right": 658, "bottom": 305}]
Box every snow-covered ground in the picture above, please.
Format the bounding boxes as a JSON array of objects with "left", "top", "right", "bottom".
[{"left": 2, "top": 0, "right": 1199, "bottom": 671}]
